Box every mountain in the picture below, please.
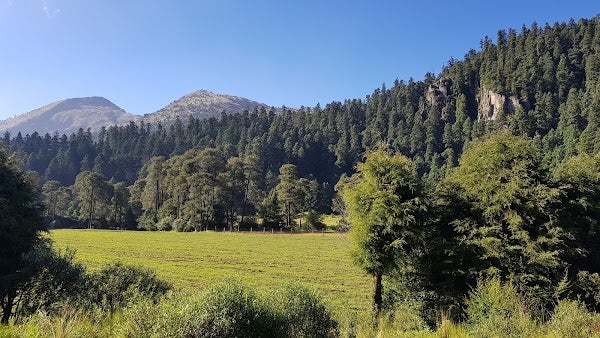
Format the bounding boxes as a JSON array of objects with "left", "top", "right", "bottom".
[
  {"left": 0, "top": 97, "right": 137, "bottom": 136},
  {"left": 142, "top": 90, "right": 270, "bottom": 124}
]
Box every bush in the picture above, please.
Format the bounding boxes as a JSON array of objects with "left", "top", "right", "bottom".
[
  {"left": 2, "top": 243, "right": 85, "bottom": 323},
  {"left": 465, "top": 278, "right": 537, "bottom": 337},
  {"left": 545, "top": 299, "right": 600, "bottom": 338},
  {"left": 136, "top": 210, "right": 158, "bottom": 231},
  {"left": 304, "top": 210, "right": 325, "bottom": 230},
  {"left": 156, "top": 216, "right": 174, "bottom": 231},
  {"left": 124, "top": 281, "right": 339, "bottom": 338},
  {"left": 85, "top": 262, "right": 171, "bottom": 313},
  {"left": 125, "top": 281, "right": 285, "bottom": 337},
  {"left": 173, "top": 217, "right": 187, "bottom": 232},
  {"left": 271, "top": 283, "right": 337, "bottom": 337},
  {"left": 380, "top": 302, "right": 429, "bottom": 334}
]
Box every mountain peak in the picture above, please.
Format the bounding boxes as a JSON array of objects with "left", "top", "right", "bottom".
[
  {"left": 0, "top": 97, "right": 136, "bottom": 136},
  {"left": 143, "top": 90, "right": 270, "bottom": 123}
]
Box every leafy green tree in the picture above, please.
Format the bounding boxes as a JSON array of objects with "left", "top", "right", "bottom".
[
  {"left": 438, "top": 133, "right": 568, "bottom": 306},
  {"left": 111, "top": 182, "right": 130, "bottom": 226},
  {"left": 41, "top": 180, "right": 62, "bottom": 219},
  {"left": 553, "top": 152, "right": 600, "bottom": 308},
  {"left": 342, "top": 149, "right": 425, "bottom": 315},
  {"left": 73, "top": 171, "right": 113, "bottom": 228},
  {"left": 0, "top": 148, "right": 45, "bottom": 323},
  {"left": 275, "top": 164, "right": 303, "bottom": 229},
  {"left": 258, "top": 191, "right": 283, "bottom": 228},
  {"left": 140, "top": 157, "right": 166, "bottom": 212}
]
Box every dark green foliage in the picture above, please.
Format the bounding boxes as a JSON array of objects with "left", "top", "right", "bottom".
[
  {"left": 258, "top": 191, "right": 283, "bottom": 228},
  {"left": 304, "top": 210, "right": 325, "bottom": 230},
  {"left": 342, "top": 149, "right": 426, "bottom": 315},
  {"left": 2, "top": 242, "right": 85, "bottom": 323},
  {"left": 0, "top": 148, "right": 45, "bottom": 323},
  {"left": 84, "top": 262, "right": 171, "bottom": 313}
]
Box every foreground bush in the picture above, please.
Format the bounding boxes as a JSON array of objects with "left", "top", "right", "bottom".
[
  {"left": 124, "top": 281, "right": 337, "bottom": 338},
  {"left": 545, "top": 299, "right": 600, "bottom": 338},
  {"left": 84, "top": 262, "right": 171, "bottom": 313},
  {"left": 465, "top": 278, "right": 537, "bottom": 337},
  {"left": 6, "top": 277, "right": 600, "bottom": 338},
  {"left": 0, "top": 243, "right": 85, "bottom": 324},
  {"left": 271, "top": 283, "right": 337, "bottom": 337}
]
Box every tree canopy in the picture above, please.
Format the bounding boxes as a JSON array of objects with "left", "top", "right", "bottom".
[
  {"left": 0, "top": 148, "right": 45, "bottom": 323},
  {"left": 342, "top": 149, "right": 426, "bottom": 315}
]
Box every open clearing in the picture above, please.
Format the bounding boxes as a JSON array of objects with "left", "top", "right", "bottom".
[{"left": 51, "top": 230, "right": 371, "bottom": 312}]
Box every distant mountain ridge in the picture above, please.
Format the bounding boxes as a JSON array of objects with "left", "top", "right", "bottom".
[
  {"left": 0, "top": 90, "right": 272, "bottom": 136},
  {"left": 141, "top": 90, "right": 271, "bottom": 124},
  {"left": 0, "top": 97, "right": 136, "bottom": 136}
]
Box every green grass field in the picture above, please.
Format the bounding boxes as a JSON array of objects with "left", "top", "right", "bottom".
[{"left": 51, "top": 229, "right": 371, "bottom": 312}]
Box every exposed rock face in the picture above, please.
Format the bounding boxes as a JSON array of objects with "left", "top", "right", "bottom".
[
  {"left": 0, "top": 97, "right": 137, "bottom": 136},
  {"left": 143, "top": 90, "right": 270, "bottom": 124},
  {"left": 426, "top": 78, "right": 452, "bottom": 108},
  {"left": 477, "top": 88, "right": 521, "bottom": 121}
]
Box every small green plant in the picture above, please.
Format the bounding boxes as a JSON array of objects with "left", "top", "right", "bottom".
[
  {"left": 466, "top": 278, "right": 537, "bottom": 337},
  {"left": 85, "top": 262, "right": 171, "bottom": 313},
  {"left": 124, "top": 281, "right": 286, "bottom": 338},
  {"left": 545, "top": 299, "right": 600, "bottom": 338},
  {"left": 270, "top": 283, "right": 338, "bottom": 337}
]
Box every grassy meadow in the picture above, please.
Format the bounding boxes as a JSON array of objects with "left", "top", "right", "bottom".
[{"left": 51, "top": 229, "right": 371, "bottom": 313}]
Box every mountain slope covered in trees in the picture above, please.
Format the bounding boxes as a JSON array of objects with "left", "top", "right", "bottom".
[{"left": 2, "top": 16, "right": 600, "bottom": 229}]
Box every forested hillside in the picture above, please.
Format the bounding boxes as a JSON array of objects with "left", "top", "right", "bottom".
[{"left": 2, "top": 17, "right": 600, "bottom": 229}]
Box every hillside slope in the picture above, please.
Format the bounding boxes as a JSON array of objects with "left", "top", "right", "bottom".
[
  {"left": 0, "top": 97, "right": 136, "bottom": 136},
  {"left": 143, "top": 90, "right": 270, "bottom": 124}
]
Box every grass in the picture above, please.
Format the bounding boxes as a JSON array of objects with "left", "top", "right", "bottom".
[{"left": 51, "top": 229, "right": 371, "bottom": 312}]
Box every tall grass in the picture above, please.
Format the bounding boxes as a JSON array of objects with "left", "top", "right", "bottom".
[{"left": 4, "top": 279, "right": 600, "bottom": 337}]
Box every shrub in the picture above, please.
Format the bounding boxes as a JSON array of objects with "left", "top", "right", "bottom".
[
  {"left": 172, "top": 217, "right": 187, "bottom": 232},
  {"left": 545, "top": 299, "right": 600, "bottom": 338},
  {"left": 271, "top": 283, "right": 338, "bottom": 337},
  {"left": 125, "top": 281, "right": 286, "bottom": 338},
  {"left": 136, "top": 210, "right": 158, "bottom": 231},
  {"left": 4, "top": 243, "right": 85, "bottom": 323},
  {"left": 380, "top": 302, "right": 429, "bottom": 334},
  {"left": 193, "top": 281, "right": 284, "bottom": 337},
  {"left": 124, "top": 281, "right": 339, "bottom": 338},
  {"left": 465, "top": 278, "right": 537, "bottom": 337},
  {"left": 156, "top": 216, "right": 173, "bottom": 231},
  {"left": 304, "top": 210, "right": 325, "bottom": 230},
  {"left": 85, "top": 262, "right": 171, "bottom": 313}
]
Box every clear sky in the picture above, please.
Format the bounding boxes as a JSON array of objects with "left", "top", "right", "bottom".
[{"left": 1, "top": 1, "right": 599, "bottom": 119}]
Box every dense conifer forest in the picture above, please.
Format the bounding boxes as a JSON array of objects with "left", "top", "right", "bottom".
[{"left": 3, "top": 17, "right": 600, "bottom": 231}]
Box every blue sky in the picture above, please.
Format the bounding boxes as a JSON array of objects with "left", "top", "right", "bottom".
[{"left": 1, "top": 1, "right": 599, "bottom": 119}]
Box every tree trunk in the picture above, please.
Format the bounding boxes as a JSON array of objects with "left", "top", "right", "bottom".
[
  {"left": 88, "top": 184, "right": 94, "bottom": 229},
  {"left": 155, "top": 179, "right": 160, "bottom": 211},
  {"left": 241, "top": 178, "right": 250, "bottom": 226},
  {"left": 373, "top": 272, "right": 383, "bottom": 317},
  {"left": 1, "top": 295, "right": 14, "bottom": 324},
  {"left": 286, "top": 201, "right": 291, "bottom": 229}
]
